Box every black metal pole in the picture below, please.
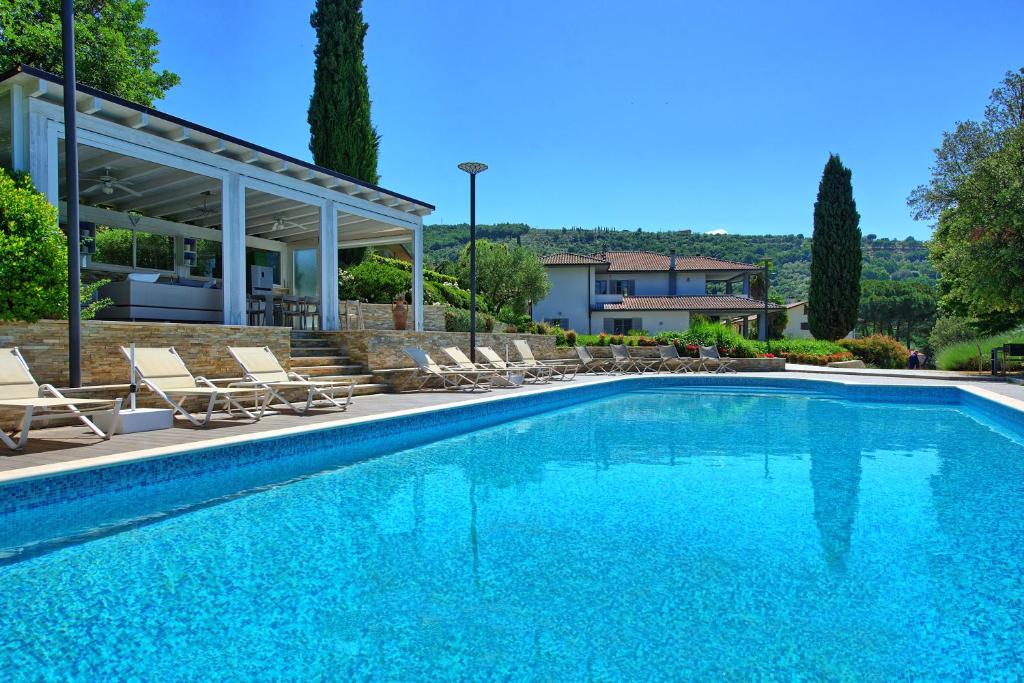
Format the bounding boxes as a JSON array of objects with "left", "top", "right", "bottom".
[
  {"left": 469, "top": 172, "right": 477, "bottom": 362},
  {"left": 62, "top": 0, "right": 81, "bottom": 387},
  {"left": 763, "top": 259, "right": 770, "bottom": 352}
]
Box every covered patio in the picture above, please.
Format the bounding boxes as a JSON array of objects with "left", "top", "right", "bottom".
[{"left": 0, "top": 65, "right": 433, "bottom": 330}]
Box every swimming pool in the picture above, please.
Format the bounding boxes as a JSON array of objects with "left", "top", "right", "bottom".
[{"left": 1, "top": 378, "right": 1023, "bottom": 679}]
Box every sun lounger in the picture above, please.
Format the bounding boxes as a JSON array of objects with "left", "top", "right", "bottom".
[
  {"left": 0, "top": 347, "right": 122, "bottom": 450},
  {"left": 658, "top": 344, "right": 696, "bottom": 373},
  {"left": 402, "top": 348, "right": 494, "bottom": 392},
  {"left": 512, "top": 340, "right": 578, "bottom": 381},
  {"left": 697, "top": 345, "right": 738, "bottom": 373},
  {"left": 574, "top": 346, "right": 612, "bottom": 373},
  {"left": 123, "top": 346, "right": 268, "bottom": 427},
  {"left": 228, "top": 346, "right": 354, "bottom": 414},
  {"left": 610, "top": 344, "right": 660, "bottom": 373},
  {"left": 443, "top": 347, "right": 523, "bottom": 388},
  {"left": 476, "top": 346, "right": 552, "bottom": 383}
]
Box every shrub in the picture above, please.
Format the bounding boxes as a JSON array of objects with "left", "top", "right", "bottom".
[
  {"left": 654, "top": 320, "right": 757, "bottom": 357},
  {"left": 0, "top": 170, "right": 68, "bottom": 322},
  {"left": 839, "top": 335, "right": 907, "bottom": 369},
  {"left": 928, "top": 316, "right": 976, "bottom": 353},
  {"left": 564, "top": 330, "right": 576, "bottom": 346},
  {"left": 444, "top": 307, "right": 496, "bottom": 332},
  {"left": 936, "top": 331, "right": 1024, "bottom": 371}
]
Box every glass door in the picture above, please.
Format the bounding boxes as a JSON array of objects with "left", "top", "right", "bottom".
[{"left": 292, "top": 248, "right": 319, "bottom": 296}]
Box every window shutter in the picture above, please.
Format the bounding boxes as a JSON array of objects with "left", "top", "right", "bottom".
[
  {"left": 633, "top": 317, "right": 643, "bottom": 332},
  {"left": 628, "top": 280, "right": 636, "bottom": 295},
  {"left": 603, "top": 318, "right": 615, "bottom": 333}
]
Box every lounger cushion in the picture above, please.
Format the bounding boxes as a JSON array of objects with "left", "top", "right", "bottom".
[{"left": 0, "top": 397, "right": 116, "bottom": 408}]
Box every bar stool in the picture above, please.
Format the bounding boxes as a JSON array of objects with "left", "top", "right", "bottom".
[
  {"left": 282, "top": 295, "right": 304, "bottom": 329},
  {"left": 246, "top": 294, "right": 265, "bottom": 326},
  {"left": 303, "top": 297, "right": 321, "bottom": 330}
]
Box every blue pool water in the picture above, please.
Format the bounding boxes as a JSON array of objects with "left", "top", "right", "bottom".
[{"left": 2, "top": 384, "right": 1024, "bottom": 679}]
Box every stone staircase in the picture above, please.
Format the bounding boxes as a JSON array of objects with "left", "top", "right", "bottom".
[{"left": 289, "top": 329, "right": 388, "bottom": 396}]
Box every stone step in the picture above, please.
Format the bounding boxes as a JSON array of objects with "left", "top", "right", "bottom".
[
  {"left": 289, "top": 330, "right": 329, "bottom": 340},
  {"left": 290, "top": 337, "right": 333, "bottom": 347},
  {"left": 351, "top": 382, "right": 389, "bottom": 396},
  {"left": 289, "top": 355, "right": 350, "bottom": 367},
  {"left": 292, "top": 363, "right": 365, "bottom": 377},
  {"left": 288, "top": 347, "right": 341, "bottom": 357}
]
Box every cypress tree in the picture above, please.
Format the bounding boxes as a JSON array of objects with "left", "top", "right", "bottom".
[
  {"left": 308, "top": 0, "right": 380, "bottom": 184},
  {"left": 808, "top": 154, "right": 862, "bottom": 340}
]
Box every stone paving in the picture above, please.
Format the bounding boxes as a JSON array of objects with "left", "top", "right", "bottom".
[{"left": 2, "top": 372, "right": 1023, "bottom": 478}]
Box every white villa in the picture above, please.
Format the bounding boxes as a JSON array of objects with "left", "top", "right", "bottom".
[
  {"left": 532, "top": 250, "right": 782, "bottom": 335},
  {"left": 0, "top": 65, "right": 433, "bottom": 330}
]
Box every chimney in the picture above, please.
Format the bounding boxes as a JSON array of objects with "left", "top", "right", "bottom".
[{"left": 668, "top": 250, "right": 678, "bottom": 296}]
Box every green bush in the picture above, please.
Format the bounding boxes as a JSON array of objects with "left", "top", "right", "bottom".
[
  {"left": 0, "top": 169, "right": 68, "bottom": 322},
  {"left": 444, "top": 307, "right": 496, "bottom": 332},
  {"left": 838, "top": 335, "right": 907, "bottom": 369},
  {"left": 936, "top": 331, "right": 1024, "bottom": 371},
  {"left": 928, "top": 316, "right": 976, "bottom": 353},
  {"left": 654, "top": 320, "right": 758, "bottom": 357},
  {"left": 749, "top": 338, "right": 846, "bottom": 355}
]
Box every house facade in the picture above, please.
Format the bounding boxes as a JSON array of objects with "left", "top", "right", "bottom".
[{"left": 533, "top": 250, "right": 781, "bottom": 336}]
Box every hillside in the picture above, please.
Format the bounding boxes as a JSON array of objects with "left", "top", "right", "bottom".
[{"left": 423, "top": 223, "right": 936, "bottom": 301}]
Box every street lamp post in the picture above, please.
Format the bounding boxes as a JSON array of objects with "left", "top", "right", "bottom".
[
  {"left": 457, "top": 162, "right": 488, "bottom": 361},
  {"left": 760, "top": 258, "right": 772, "bottom": 350}
]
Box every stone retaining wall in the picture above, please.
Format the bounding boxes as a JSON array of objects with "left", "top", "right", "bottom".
[
  {"left": 325, "top": 330, "right": 560, "bottom": 371},
  {"left": 340, "top": 302, "right": 446, "bottom": 331},
  {"left": 0, "top": 320, "right": 291, "bottom": 428},
  {"left": 580, "top": 346, "right": 785, "bottom": 371}
]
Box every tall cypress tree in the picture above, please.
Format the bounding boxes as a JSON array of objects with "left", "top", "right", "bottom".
[
  {"left": 308, "top": 0, "right": 380, "bottom": 184},
  {"left": 808, "top": 154, "right": 862, "bottom": 340}
]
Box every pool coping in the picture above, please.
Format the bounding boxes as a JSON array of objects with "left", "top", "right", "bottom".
[{"left": 1, "top": 373, "right": 1023, "bottom": 488}]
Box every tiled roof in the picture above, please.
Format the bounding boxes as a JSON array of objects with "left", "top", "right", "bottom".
[
  {"left": 541, "top": 252, "right": 608, "bottom": 265},
  {"left": 588, "top": 251, "right": 759, "bottom": 272},
  {"left": 595, "top": 295, "right": 784, "bottom": 312}
]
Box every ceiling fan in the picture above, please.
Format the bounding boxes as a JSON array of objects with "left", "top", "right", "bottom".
[
  {"left": 81, "top": 168, "right": 142, "bottom": 198},
  {"left": 268, "top": 216, "right": 307, "bottom": 232}
]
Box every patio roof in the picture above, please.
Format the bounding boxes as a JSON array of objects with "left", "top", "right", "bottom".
[{"left": 0, "top": 64, "right": 433, "bottom": 216}]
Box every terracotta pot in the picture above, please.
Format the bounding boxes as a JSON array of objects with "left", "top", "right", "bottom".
[{"left": 392, "top": 297, "right": 409, "bottom": 330}]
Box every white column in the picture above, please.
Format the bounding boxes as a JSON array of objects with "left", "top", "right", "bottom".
[
  {"left": 10, "top": 84, "right": 28, "bottom": 172},
  {"left": 28, "top": 112, "right": 57, "bottom": 204},
  {"left": 412, "top": 223, "right": 424, "bottom": 331},
  {"left": 319, "top": 200, "right": 340, "bottom": 331},
  {"left": 221, "top": 172, "right": 246, "bottom": 326}
]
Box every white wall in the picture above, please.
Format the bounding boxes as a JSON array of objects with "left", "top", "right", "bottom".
[
  {"left": 532, "top": 266, "right": 592, "bottom": 333},
  {"left": 591, "top": 271, "right": 708, "bottom": 296},
  {"left": 591, "top": 310, "right": 690, "bottom": 334},
  {"left": 783, "top": 303, "right": 812, "bottom": 339},
  {"left": 676, "top": 272, "right": 706, "bottom": 295}
]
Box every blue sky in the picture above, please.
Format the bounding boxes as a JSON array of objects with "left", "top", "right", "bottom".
[{"left": 146, "top": 1, "right": 1023, "bottom": 239}]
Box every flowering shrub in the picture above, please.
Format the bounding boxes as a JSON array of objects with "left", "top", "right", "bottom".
[
  {"left": 781, "top": 350, "right": 854, "bottom": 366},
  {"left": 839, "top": 335, "right": 907, "bottom": 369}
]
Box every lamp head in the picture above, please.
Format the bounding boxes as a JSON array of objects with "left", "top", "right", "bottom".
[{"left": 457, "top": 162, "right": 488, "bottom": 175}]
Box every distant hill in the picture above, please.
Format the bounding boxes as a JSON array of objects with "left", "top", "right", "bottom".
[{"left": 423, "top": 223, "right": 936, "bottom": 302}]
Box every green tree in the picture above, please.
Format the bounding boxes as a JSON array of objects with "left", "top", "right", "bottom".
[
  {"left": 0, "top": 0, "right": 179, "bottom": 106},
  {"left": 0, "top": 169, "right": 108, "bottom": 321},
  {"left": 916, "top": 69, "right": 1024, "bottom": 332},
  {"left": 857, "top": 280, "right": 937, "bottom": 345},
  {"left": 307, "top": 0, "right": 379, "bottom": 183},
  {"left": 808, "top": 154, "right": 862, "bottom": 340},
  {"left": 456, "top": 240, "right": 550, "bottom": 319}
]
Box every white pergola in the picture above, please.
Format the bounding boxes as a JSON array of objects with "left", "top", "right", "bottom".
[{"left": 0, "top": 65, "right": 433, "bottom": 330}]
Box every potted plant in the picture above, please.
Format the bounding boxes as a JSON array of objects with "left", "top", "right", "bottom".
[{"left": 392, "top": 294, "right": 409, "bottom": 330}]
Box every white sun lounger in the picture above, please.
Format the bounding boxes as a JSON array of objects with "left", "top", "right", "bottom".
[
  {"left": 0, "top": 347, "right": 122, "bottom": 450},
  {"left": 122, "top": 346, "right": 268, "bottom": 427},
  {"left": 443, "top": 347, "right": 524, "bottom": 388},
  {"left": 573, "top": 346, "right": 612, "bottom": 374},
  {"left": 658, "top": 344, "right": 696, "bottom": 373},
  {"left": 698, "top": 345, "right": 738, "bottom": 373},
  {"left": 512, "top": 340, "right": 578, "bottom": 381},
  {"left": 610, "top": 344, "right": 659, "bottom": 373},
  {"left": 403, "top": 348, "right": 494, "bottom": 392},
  {"left": 228, "top": 346, "right": 354, "bottom": 414},
  {"left": 476, "top": 346, "right": 552, "bottom": 383}
]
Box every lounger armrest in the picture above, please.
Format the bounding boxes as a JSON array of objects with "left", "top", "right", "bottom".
[
  {"left": 288, "top": 371, "right": 311, "bottom": 381},
  {"left": 195, "top": 376, "right": 218, "bottom": 389}
]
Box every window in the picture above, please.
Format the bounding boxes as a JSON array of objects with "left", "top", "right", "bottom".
[
  {"left": 605, "top": 318, "right": 640, "bottom": 335},
  {"left": 613, "top": 279, "right": 636, "bottom": 295},
  {"left": 92, "top": 226, "right": 173, "bottom": 271},
  {"left": 800, "top": 322, "right": 810, "bottom": 330},
  {"left": 544, "top": 318, "right": 569, "bottom": 329},
  {"left": 594, "top": 280, "right": 608, "bottom": 295},
  {"left": 247, "top": 247, "right": 281, "bottom": 285}
]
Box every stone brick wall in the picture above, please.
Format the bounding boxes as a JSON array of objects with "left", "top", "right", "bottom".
[
  {"left": 324, "top": 330, "right": 562, "bottom": 371},
  {"left": 0, "top": 320, "right": 292, "bottom": 429},
  {"left": 0, "top": 320, "right": 292, "bottom": 386},
  {"left": 340, "top": 302, "right": 446, "bottom": 331},
  {"left": 579, "top": 346, "right": 785, "bottom": 371}
]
